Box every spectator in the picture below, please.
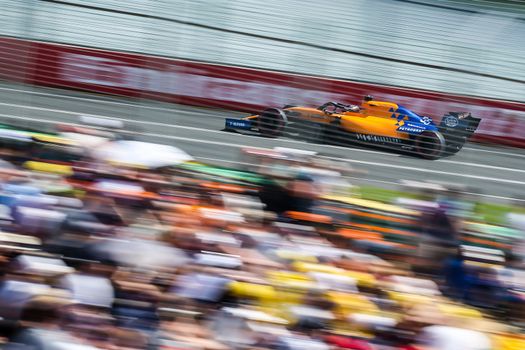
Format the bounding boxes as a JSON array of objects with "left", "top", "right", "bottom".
[
  {"left": 258, "top": 176, "right": 293, "bottom": 215},
  {"left": 288, "top": 173, "right": 320, "bottom": 213},
  {"left": 442, "top": 248, "right": 468, "bottom": 301},
  {"left": 417, "top": 203, "right": 461, "bottom": 275},
  {"left": 7, "top": 294, "right": 90, "bottom": 350}
]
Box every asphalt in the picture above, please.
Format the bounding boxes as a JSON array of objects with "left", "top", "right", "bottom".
[{"left": 0, "top": 81, "right": 524, "bottom": 202}]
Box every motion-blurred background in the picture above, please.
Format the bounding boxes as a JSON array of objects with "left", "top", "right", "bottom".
[
  {"left": 2, "top": 0, "right": 525, "bottom": 99},
  {"left": 0, "top": 0, "right": 524, "bottom": 197},
  {"left": 0, "top": 1, "right": 524, "bottom": 349}
]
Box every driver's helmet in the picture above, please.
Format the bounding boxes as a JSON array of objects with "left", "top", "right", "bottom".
[
  {"left": 364, "top": 95, "right": 374, "bottom": 102},
  {"left": 347, "top": 105, "right": 360, "bottom": 112}
]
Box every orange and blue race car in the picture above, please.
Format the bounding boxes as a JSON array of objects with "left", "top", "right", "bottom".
[{"left": 223, "top": 95, "right": 481, "bottom": 159}]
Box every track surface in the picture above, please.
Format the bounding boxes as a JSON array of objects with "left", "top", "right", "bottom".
[{"left": 0, "top": 82, "right": 524, "bottom": 202}]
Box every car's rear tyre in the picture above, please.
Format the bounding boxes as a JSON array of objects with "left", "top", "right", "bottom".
[
  {"left": 414, "top": 130, "right": 446, "bottom": 159},
  {"left": 444, "top": 135, "right": 467, "bottom": 155},
  {"left": 258, "top": 108, "right": 287, "bottom": 138}
]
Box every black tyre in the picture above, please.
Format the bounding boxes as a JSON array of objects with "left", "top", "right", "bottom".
[
  {"left": 414, "top": 130, "right": 446, "bottom": 160},
  {"left": 444, "top": 135, "right": 467, "bottom": 155},
  {"left": 258, "top": 108, "right": 287, "bottom": 138}
]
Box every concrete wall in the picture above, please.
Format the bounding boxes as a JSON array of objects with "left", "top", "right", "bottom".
[{"left": 1, "top": 0, "right": 524, "bottom": 101}]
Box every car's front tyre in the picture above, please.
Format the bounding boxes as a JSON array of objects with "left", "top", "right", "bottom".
[
  {"left": 414, "top": 130, "right": 446, "bottom": 159},
  {"left": 258, "top": 108, "right": 287, "bottom": 138}
]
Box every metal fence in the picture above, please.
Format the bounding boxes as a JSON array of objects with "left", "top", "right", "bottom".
[{"left": 1, "top": 0, "right": 524, "bottom": 102}]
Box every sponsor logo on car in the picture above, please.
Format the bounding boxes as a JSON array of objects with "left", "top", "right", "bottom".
[
  {"left": 226, "top": 119, "right": 252, "bottom": 129},
  {"left": 421, "top": 116, "right": 433, "bottom": 125},
  {"left": 398, "top": 126, "right": 424, "bottom": 133},
  {"left": 443, "top": 115, "right": 459, "bottom": 127},
  {"left": 397, "top": 123, "right": 425, "bottom": 134},
  {"left": 355, "top": 133, "right": 401, "bottom": 143}
]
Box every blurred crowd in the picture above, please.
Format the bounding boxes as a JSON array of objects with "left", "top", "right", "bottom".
[{"left": 0, "top": 120, "right": 523, "bottom": 350}]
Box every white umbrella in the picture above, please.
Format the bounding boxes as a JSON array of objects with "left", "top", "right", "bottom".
[
  {"left": 14, "top": 255, "right": 74, "bottom": 276},
  {"left": 174, "top": 273, "right": 231, "bottom": 302},
  {"left": 0, "top": 128, "right": 32, "bottom": 142},
  {"left": 92, "top": 140, "right": 193, "bottom": 169},
  {"left": 417, "top": 326, "right": 493, "bottom": 350},
  {"left": 0, "top": 159, "right": 15, "bottom": 169},
  {"left": 93, "top": 238, "right": 189, "bottom": 269},
  {"left": 194, "top": 252, "right": 242, "bottom": 269},
  {"left": 60, "top": 132, "right": 110, "bottom": 149},
  {"left": 60, "top": 273, "right": 114, "bottom": 308},
  {"left": 92, "top": 179, "right": 145, "bottom": 194}
]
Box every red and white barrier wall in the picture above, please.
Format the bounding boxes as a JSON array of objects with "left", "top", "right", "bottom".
[{"left": 1, "top": 37, "right": 525, "bottom": 148}]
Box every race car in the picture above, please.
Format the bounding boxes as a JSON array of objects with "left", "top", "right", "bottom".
[{"left": 223, "top": 95, "right": 481, "bottom": 159}]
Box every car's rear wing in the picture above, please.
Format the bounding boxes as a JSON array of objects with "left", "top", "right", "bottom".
[
  {"left": 438, "top": 112, "right": 481, "bottom": 155},
  {"left": 439, "top": 112, "right": 481, "bottom": 137}
]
